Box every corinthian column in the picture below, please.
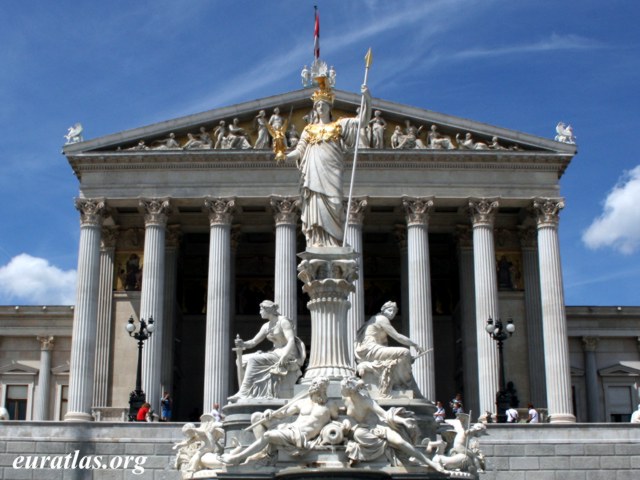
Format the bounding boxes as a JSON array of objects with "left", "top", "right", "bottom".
[
  {"left": 468, "top": 198, "right": 500, "bottom": 420},
  {"left": 345, "top": 197, "right": 367, "bottom": 366},
  {"left": 65, "top": 198, "right": 106, "bottom": 421},
  {"left": 270, "top": 196, "right": 300, "bottom": 328},
  {"left": 456, "top": 225, "right": 479, "bottom": 416},
  {"left": 161, "top": 225, "right": 181, "bottom": 396},
  {"left": 203, "top": 198, "right": 235, "bottom": 409},
  {"left": 519, "top": 226, "right": 547, "bottom": 408},
  {"left": 34, "top": 336, "right": 54, "bottom": 420},
  {"left": 93, "top": 226, "right": 118, "bottom": 408},
  {"left": 402, "top": 196, "right": 435, "bottom": 399},
  {"left": 139, "top": 198, "right": 170, "bottom": 413},
  {"left": 533, "top": 198, "right": 576, "bottom": 423}
]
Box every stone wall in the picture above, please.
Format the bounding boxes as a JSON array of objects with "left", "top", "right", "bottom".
[
  {"left": 481, "top": 423, "right": 640, "bottom": 479},
  {"left": 0, "top": 422, "right": 638, "bottom": 479}
]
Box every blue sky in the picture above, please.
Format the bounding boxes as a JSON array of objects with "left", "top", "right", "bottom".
[{"left": 0, "top": 0, "right": 638, "bottom": 306}]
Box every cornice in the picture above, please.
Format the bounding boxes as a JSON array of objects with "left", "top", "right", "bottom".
[{"left": 67, "top": 149, "right": 572, "bottom": 177}]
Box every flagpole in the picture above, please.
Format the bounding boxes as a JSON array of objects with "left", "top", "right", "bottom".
[{"left": 343, "top": 48, "right": 372, "bottom": 247}]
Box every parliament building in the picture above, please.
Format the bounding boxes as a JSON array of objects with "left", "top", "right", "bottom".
[{"left": 1, "top": 84, "right": 639, "bottom": 429}]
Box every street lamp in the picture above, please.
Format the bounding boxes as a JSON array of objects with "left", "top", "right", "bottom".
[
  {"left": 126, "top": 315, "right": 155, "bottom": 421},
  {"left": 486, "top": 317, "right": 516, "bottom": 423}
]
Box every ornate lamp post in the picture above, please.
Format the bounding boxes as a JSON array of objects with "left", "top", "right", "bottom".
[
  {"left": 126, "top": 315, "right": 155, "bottom": 420},
  {"left": 485, "top": 317, "right": 516, "bottom": 422}
]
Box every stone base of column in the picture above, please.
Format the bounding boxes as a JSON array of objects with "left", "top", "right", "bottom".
[
  {"left": 549, "top": 413, "right": 576, "bottom": 424},
  {"left": 64, "top": 411, "right": 94, "bottom": 422},
  {"left": 298, "top": 247, "right": 358, "bottom": 382}
]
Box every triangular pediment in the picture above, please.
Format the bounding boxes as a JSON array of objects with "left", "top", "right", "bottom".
[
  {"left": 599, "top": 361, "right": 640, "bottom": 377},
  {"left": 51, "top": 362, "right": 70, "bottom": 375},
  {"left": 63, "top": 88, "right": 576, "bottom": 157},
  {"left": 0, "top": 361, "right": 39, "bottom": 375}
]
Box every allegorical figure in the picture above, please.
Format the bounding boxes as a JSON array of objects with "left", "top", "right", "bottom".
[
  {"left": 216, "top": 376, "right": 338, "bottom": 466},
  {"left": 340, "top": 376, "right": 444, "bottom": 471},
  {"left": 355, "top": 301, "right": 424, "bottom": 397},
  {"left": 286, "top": 77, "right": 371, "bottom": 248},
  {"left": 228, "top": 300, "right": 305, "bottom": 402}
]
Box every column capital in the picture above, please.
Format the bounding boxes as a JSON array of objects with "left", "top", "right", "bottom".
[
  {"left": 101, "top": 226, "right": 119, "bottom": 250},
  {"left": 204, "top": 197, "right": 236, "bottom": 225},
  {"left": 270, "top": 195, "right": 300, "bottom": 226},
  {"left": 582, "top": 336, "right": 599, "bottom": 352},
  {"left": 166, "top": 225, "right": 183, "bottom": 247},
  {"left": 402, "top": 196, "right": 434, "bottom": 226},
  {"left": 532, "top": 198, "right": 564, "bottom": 227},
  {"left": 518, "top": 225, "right": 538, "bottom": 249},
  {"left": 468, "top": 198, "right": 499, "bottom": 227},
  {"left": 37, "top": 335, "right": 55, "bottom": 351},
  {"left": 345, "top": 197, "right": 368, "bottom": 226},
  {"left": 455, "top": 224, "right": 473, "bottom": 249},
  {"left": 75, "top": 198, "right": 107, "bottom": 227},
  {"left": 140, "top": 198, "right": 171, "bottom": 227}
]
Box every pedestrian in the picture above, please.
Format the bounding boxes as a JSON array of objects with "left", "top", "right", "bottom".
[
  {"left": 210, "top": 402, "right": 224, "bottom": 422},
  {"left": 160, "top": 392, "right": 172, "bottom": 421},
  {"left": 449, "top": 392, "right": 464, "bottom": 414},
  {"left": 433, "top": 401, "right": 446, "bottom": 424},
  {"left": 136, "top": 402, "right": 151, "bottom": 422},
  {"left": 527, "top": 403, "right": 539, "bottom": 423},
  {"left": 506, "top": 405, "right": 519, "bottom": 423}
]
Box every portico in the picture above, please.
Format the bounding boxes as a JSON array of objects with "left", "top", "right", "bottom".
[{"left": 62, "top": 88, "right": 577, "bottom": 423}]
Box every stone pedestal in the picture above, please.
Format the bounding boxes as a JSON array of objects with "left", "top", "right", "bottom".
[{"left": 297, "top": 247, "right": 358, "bottom": 381}]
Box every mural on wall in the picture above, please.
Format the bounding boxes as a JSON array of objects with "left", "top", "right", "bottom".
[
  {"left": 114, "top": 252, "right": 144, "bottom": 291},
  {"left": 496, "top": 252, "right": 523, "bottom": 291}
]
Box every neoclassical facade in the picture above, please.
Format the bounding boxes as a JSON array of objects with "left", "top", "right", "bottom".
[{"left": 2, "top": 87, "right": 628, "bottom": 424}]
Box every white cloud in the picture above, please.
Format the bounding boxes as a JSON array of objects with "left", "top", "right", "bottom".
[
  {"left": 583, "top": 165, "right": 640, "bottom": 254},
  {"left": 0, "top": 254, "right": 76, "bottom": 305}
]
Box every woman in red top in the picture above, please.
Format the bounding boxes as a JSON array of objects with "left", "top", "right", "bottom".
[{"left": 136, "top": 402, "right": 151, "bottom": 421}]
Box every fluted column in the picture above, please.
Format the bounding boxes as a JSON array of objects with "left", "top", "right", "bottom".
[
  {"left": 93, "top": 226, "right": 118, "bottom": 408},
  {"left": 298, "top": 250, "right": 357, "bottom": 381},
  {"left": 533, "top": 198, "right": 576, "bottom": 423},
  {"left": 583, "top": 336, "right": 600, "bottom": 422},
  {"left": 402, "top": 196, "right": 435, "bottom": 399},
  {"left": 345, "top": 197, "right": 367, "bottom": 366},
  {"left": 519, "top": 226, "right": 547, "bottom": 408},
  {"left": 203, "top": 198, "right": 235, "bottom": 409},
  {"left": 161, "top": 225, "right": 181, "bottom": 396},
  {"left": 456, "top": 225, "right": 479, "bottom": 416},
  {"left": 270, "top": 196, "right": 300, "bottom": 327},
  {"left": 34, "top": 336, "right": 54, "bottom": 420},
  {"left": 469, "top": 198, "right": 500, "bottom": 420},
  {"left": 140, "top": 198, "right": 170, "bottom": 413},
  {"left": 66, "top": 198, "right": 106, "bottom": 421}
]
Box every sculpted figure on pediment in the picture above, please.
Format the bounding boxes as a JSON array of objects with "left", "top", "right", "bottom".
[
  {"left": 213, "top": 120, "right": 227, "bottom": 149},
  {"left": 368, "top": 110, "right": 387, "bottom": 149},
  {"left": 183, "top": 126, "right": 213, "bottom": 150},
  {"left": 287, "top": 123, "right": 300, "bottom": 148},
  {"left": 128, "top": 140, "right": 149, "bottom": 150},
  {"left": 390, "top": 121, "right": 426, "bottom": 150},
  {"left": 253, "top": 110, "right": 270, "bottom": 149},
  {"left": 456, "top": 132, "right": 489, "bottom": 150},
  {"left": 225, "top": 118, "right": 252, "bottom": 149},
  {"left": 427, "top": 124, "right": 454, "bottom": 150},
  {"left": 151, "top": 132, "right": 180, "bottom": 150}
]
